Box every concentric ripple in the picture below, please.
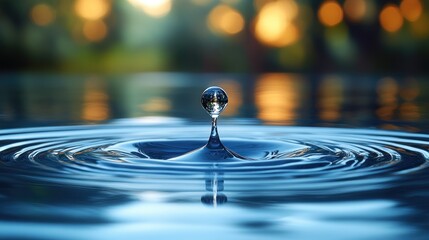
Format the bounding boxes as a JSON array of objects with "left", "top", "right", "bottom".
[{"left": 1, "top": 123, "right": 428, "bottom": 196}]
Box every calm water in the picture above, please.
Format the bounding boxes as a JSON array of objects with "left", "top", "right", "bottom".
[{"left": 0, "top": 73, "right": 429, "bottom": 239}]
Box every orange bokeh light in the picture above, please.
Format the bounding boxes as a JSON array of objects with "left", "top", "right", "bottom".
[
  {"left": 75, "top": 0, "right": 111, "bottom": 20},
  {"left": 30, "top": 4, "right": 55, "bottom": 26},
  {"left": 379, "top": 5, "right": 403, "bottom": 33},
  {"left": 83, "top": 20, "right": 108, "bottom": 42},
  {"left": 400, "top": 0, "right": 423, "bottom": 22},
  {"left": 318, "top": 1, "right": 344, "bottom": 27},
  {"left": 254, "top": 0, "right": 299, "bottom": 47},
  {"left": 343, "top": 0, "right": 366, "bottom": 22},
  {"left": 208, "top": 4, "right": 245, "bottom": 35}
]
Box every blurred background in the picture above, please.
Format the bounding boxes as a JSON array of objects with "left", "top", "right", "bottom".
[
  {"left": 0, "top": 0, "right": 429, "bottom": 129},
  {"left": 0, "top": 0, "right": 428, "bottom": 73}
]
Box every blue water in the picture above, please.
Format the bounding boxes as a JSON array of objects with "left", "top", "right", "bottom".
[
  {"left": 0, "top": 122, "right": 428, "bottom": 239},
  {"left": 0, "top": 74, "right": 429, "bottom": 239}
]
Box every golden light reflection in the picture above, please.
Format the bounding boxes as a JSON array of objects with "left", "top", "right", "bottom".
[
  {"left": 31, "top": 4, "right": 55, "bottom": 26},
  {"left": 318, "top": 1, "right": 344, "bottom": 27},
  {"left": 400, "top": 79, "right": 420, "bottom": 101},
  {"left": 379, "top": 5, "right": 403, "bottom": 33},
  {"left": 128, "top": 0, "right": 172, "bottom": 18},
  {"left": 254, "top": 0, "right": 300, "bottom": 47},
  {"left": 140, "top": 97, "right": 171, "bottom": 112},
  {"left": 400, "top": 0, "right": 423, "bottom": 22},
  {"left": 376, "top": 77, "right": 398, "bottom": 120},
  {"left": 399, "top": 79, "right": 420, "bottom": 121},
  {"left": 82, "top": 79, "right": 110, "bottom": 121},
  {"left": 211, "top": 81, "right": 242, "bottom": 116},
  {"left": 255, "top": 74, "right": 300, "bottom": 124},
  {"left": 83, "top": 20, "right": 108, "bottom": 42},
  {"left": 75, "top": 0, "right": 111, "bottom": 20},
  {"left": 343, "top": 0, "right": 366, "bottom": 22},
  {"left": 318, "top": 77, "right": 343, "bottom": 121},
  {"left": 208, "top": 5, "right": 245, "bottom": 35},
  {"left": 399, "top": 102, "right": 420, "bottom": 120}
]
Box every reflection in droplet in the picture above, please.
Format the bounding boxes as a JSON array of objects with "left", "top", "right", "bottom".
[
  {"left": 201, "top": 86, "right": 228, "bottom": 118},
  {"left": 255, "top": 74, "right": 301, "bottom": 124}
]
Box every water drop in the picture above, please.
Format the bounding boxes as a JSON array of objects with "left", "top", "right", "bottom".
[
  {"left": 168, "top": 86, "right": 244, "bottom": 162},
  {"left": 201, "top": 86, "right": 228, "bottom": 118}
]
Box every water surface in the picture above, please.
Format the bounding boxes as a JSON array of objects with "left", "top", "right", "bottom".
[{"left": 0, "top": 73, "right": 429, "bottom": 239}]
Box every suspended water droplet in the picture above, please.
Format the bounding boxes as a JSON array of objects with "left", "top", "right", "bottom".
[
  {"left": 168, "top": 86, "right": 244, "bottom": 162},
  {"left": 201, "top": 86, "right": 228, "bottom": 118}
]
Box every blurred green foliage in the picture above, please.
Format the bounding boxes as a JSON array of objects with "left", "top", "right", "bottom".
[{"left": 0, "top": 0, "right": 428, "bottom": 73}]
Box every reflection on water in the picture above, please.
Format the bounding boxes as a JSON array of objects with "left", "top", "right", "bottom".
[
  {"left": 318, "top": 76, "right": 343, "bottom": 121},
  {"left": 377, "top": 77, "right": 422, "bottom": 122},
  {"left": 0, "top": 73, "right": 428, "bottom": 129},
  {"left": 255, "top": 74, "right": 302, "bottom": 124},
  {"left": 1, "top": 123, "right": 429, "bottom": 239},
  {"left": 377, "top": 77, "right": 399, "bottom": 120},
  {"left": 400, "top": 79, "right": 420, "bottom": 121},
  {"left": 140, "top": 97, "right": 171, "bottom": 112},
  {"left": 82, "top": 78, "right": 110, "bottom": 121},
  {"left": 1, "top": 73, "right": 429, "bottom": 240}
]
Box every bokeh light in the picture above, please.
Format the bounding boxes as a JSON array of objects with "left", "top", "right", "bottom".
[
  {"left": 83, "top": 20, "right": 108, "bottom": 42},
  {"left": 30, "top": 4, "right": 56, "bottom": 26},
  {"left": 74, "top": 0, "right": 111, "bottom": 20},
  {"left": 318, "top": 1, "right": 344, "bottom": 27},
  {"left": 400, "top": 0, "right": 423, "bottom": 22},
  {"left": 379, "top": 4, "right": 403, "bottom": 33},
  {"left": 208, "top": 4, "right": 245, "bottom": 35},
  {"left": 254, "top": 0, "right": 300, "bottom": 47},
  {"left": 128, "top": 0, "right": 172, "bottom": 18},
  {"left": 343, "top": 0, "right": 366, "bottom": 22},
  {"left": 2, "top": 1, "right": 429, "bottom": 73}
]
